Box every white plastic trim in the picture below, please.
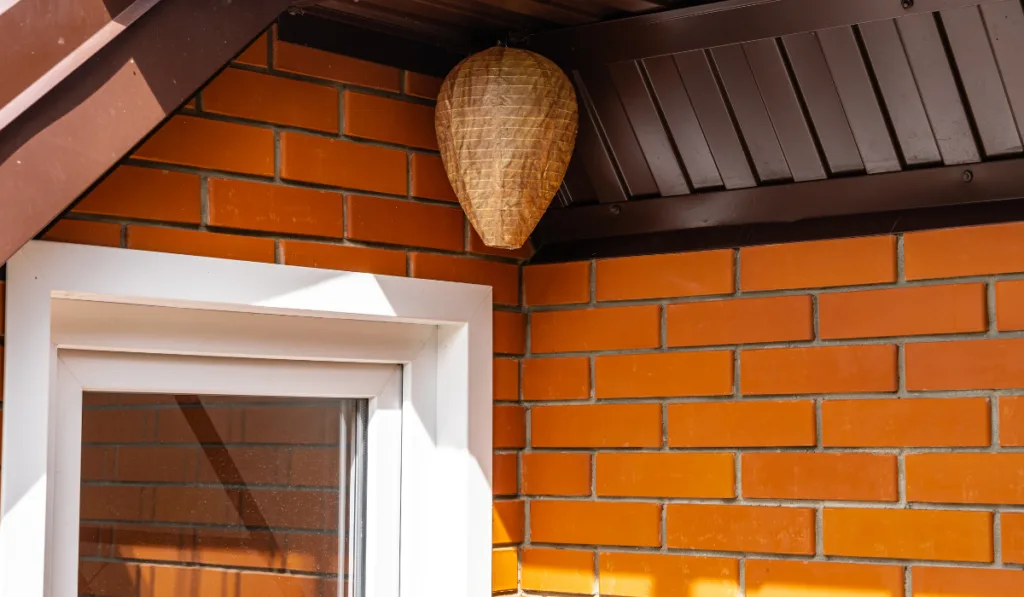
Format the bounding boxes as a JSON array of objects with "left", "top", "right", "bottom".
[{"left": 0, "top": 240, "right": 494, "bottom": 597}]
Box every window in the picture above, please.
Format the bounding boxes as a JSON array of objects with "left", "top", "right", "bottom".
[{"left": 1, "top": 241, "right": 492, "bottom": 597}]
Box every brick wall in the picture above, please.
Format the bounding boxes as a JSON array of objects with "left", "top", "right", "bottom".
[
  {"left": 0, "top": 27, "right": 525, "bottom": 596},
  {"left": 519, "top": 228, "right": 1024, "bottom": 597},
  {"left": 78, "top": 393, "right": 349, "bottom": 597}
]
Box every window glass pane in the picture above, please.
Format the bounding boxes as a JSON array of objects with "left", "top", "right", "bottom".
[{"left": 78, "top": 393, "right": 364, "bottom": 597}]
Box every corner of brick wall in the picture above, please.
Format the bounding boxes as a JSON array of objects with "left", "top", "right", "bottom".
[
  {"left": 518, "top": 227, "right": 1024, "bottom": 597},
  {"left": 2, "top": 25, "right": 526, "bottom": 596}
]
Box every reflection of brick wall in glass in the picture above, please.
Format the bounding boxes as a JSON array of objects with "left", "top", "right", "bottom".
[{"left": 78, "top": 393, "right": 364, "bottom": 597}]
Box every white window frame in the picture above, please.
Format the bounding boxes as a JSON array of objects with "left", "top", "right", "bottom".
[
  {"left": 53, "top": 351, "right": 400, "bottom": 597},
  {"left": 0, "top": 240, "right": 494, "bottom": 597}
]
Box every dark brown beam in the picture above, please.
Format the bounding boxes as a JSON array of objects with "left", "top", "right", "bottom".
[
  {"left": 0, "top": 0, "right": 160, "bottom": 131},
  {"left": 525, "top": 0, "right": 1004, "bottom": 69},
  {"left": 0, "top": 0, "right": 289, "bottom": 265},
  {"left": 532, "top": 158, "right": 1024, "bottom": 245},
  {"left": 530, "top": 196, "right": 1024, "bottom": 263},
  {"left": 277, "top": 10, "right": 470, "bottom": 78}
]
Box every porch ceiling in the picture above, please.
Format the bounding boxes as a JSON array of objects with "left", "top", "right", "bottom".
[{"left": 4, "top": 0, "right": 1024, "bottom": 266}]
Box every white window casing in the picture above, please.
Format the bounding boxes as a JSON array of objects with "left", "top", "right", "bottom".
[{"left": 0, "top": 240, "right": 494, "bottom": 597}]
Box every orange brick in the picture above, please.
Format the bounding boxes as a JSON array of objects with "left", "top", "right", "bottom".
[
  {"left": 1003, "top": 512, "right": 1024, "bottom": 564},
  {"left": 411, "top": 153, "right": 457, "bottom": 202},
  {"left": 345, "top": 91, "right": 437, "bottom": 150},
  {"left": 287, "top": 447, "right": 338, "bottom": 487},
  {"left": 668, "top": 400, "right": 815, "bottom": 448},
  {"left": 203, "top": 68, "right": 339, "bottom": 132},
  {"left": 741, "top": 345, "right": 898, "bottom": 395},
  {"left": 274, "top": 40, "right": 401, "bottom": 91},
  {"left": 208, "top": 178, "right": 343, "bottom": 237},
  {"left": 493, "top": 453, "right": 517, "bottom": 496},
  {"left": 79, "top": 561, "right": 138, "bottom": 596},
  {"left": 907, "top": 453, "right": 1024, "bottom": 504},
  {"left": 742, "top": 453, "right": 898, "bottom": 501},
  {"left": 494, "top": 358, "right": 519, "bottom": 402},
  {"left": 820, "top": 283, "right": 987, "bottom": 339},
  {"left": 597, "top": 351, "right": 733, "bottom": 399},
  {"left": 494, "top": 500, "right": 525, "bottom": 544},
  {"left": 285, "top": 532, "right": 340, "bottom": 573},
  {"left": 599, "top": 552, "right": 738, "bottom": 597},
  {"left": 244, "top": 404, "right": 338, "bottom": 444},
  {"left": 823, "top": 397, "right": 990, "bottom": 447},
  {"left": 74, "top": 166, "right": 201, "bottom": 224},
  {"left": 82, "top": 409, "right": 154, "bottom": 443},
  {"left": 81, "top": 485, "right": 154, "bottom": 522},
  {"left": 522, "top": 548, "right": 594, "bottom": 595},
  {"left": 134, "top": 115, "right": 274, "bottom": 176},
  {"left": 244, "top": 488, "right": 335, "bottom": 530},
  {"left": 280, "top": 131, "right": 407, "bottom": 195},
  {"left": 346, "top": 195, "right": 463, "bottom": 251},
  {"left": 469, "top": 227, "right": 532, "bottom": 259},
  {"left": 741, "top": 236, "right": 896, "bottom": 291},
  {"left": 280, "top": 240, "right": 406, "bottom": 276},
  {"left": 43, "top": 219, "right": 120, "bottom": 247},
  {"left": 666, "top": 504, "right": 815, "bottom": 555},
  {"left": 405, "top": 71, "right": 443, "bottom": 100},
  {"left": 905, "top": 222, "right": 1024, "bottom": 280},
  {"left": 667, "top": 295, "right": 812, "bottom": 347},
  {"left": 997, "top": 279, "right": 1024, "bottom": 330},
  {"left": 493, "top": 548, "right": 518, "bottom": 592},
  {"left": 410, "top": 252, "right": 519, "bottom": 305},
  {"left": 823, "top": 508, "right": 992, "bottom": 562},
  {"left": 525, "top": 262, "right": 590, "bottom": 306},
  {"left": 234, "top": 32, "right": 268, "bottom": 67},
  {"left": 522, "top": 452, "right": 591, "bottom": 496},
  {"left": 494, "top": 310, "right": 526, "bottom": 355},
  {"left": 597, "top": 452, "right": 735, "bottom": 499},
  {"left": 115, "top": 446, "right": 197, "bottom": 483},
  {"left": 112, "top": 525, "right": 191, "bottom": 564},
  {"left": 239, "top": 570, "right": 331, "bottom": 596},
  {"left": 907, "top": 338, "right": 1024, "bottom": 390},
  {"left": 1001, "top": 396, "right": 1024, "bottom": 446},
  {"left": 913, "top": 567, "right": 1024, "bottom": 597},
  {"left": 531, "top": 501, "right": 661, "bottom": 547},
  {"left": 532, "top": 403, "right": 661, "bottom": 448},
  {"left": 194, "top": 529, "right": 283, "bottom": 570},
  {"left": 747, "top": 560, "right": 903, "bottom": 597},
  {"left": 597, "top": 250, "right": 734, "bottom": 301},
  {"left": 127, "top": 226, "right": 275, "bottom": 263},
  {"left": 154, "top": 486, "right": 240, "bottom": 525},
  {"left": 494, "top": 405, "right": 525, "bottom": 448},
  {"left": 531, "top": 305, "right": 660, "bottom": 353},
  {"left": 523, "top": 357, "right": 589, "bottom": 401}
]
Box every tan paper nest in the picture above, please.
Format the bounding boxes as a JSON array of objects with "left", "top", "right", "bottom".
[{"left": 435, "top": 47, "right": 579, "bottom": 249}]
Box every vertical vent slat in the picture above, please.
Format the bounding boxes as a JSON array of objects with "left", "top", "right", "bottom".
[
  {"left": 743, "top": 38, "right": 826, "bottom": 182},
  {"left": 941, "top": 6, "right": 1022, "bottom": 157},
  {"left": 607, "top": 60, "right": 690, "bottom": 196},
  {"left": 980, "top": 1, "right": 1024, "bottom": 145},
  {"left": 783, "top": 32, "right": 864, "bottom": 174},
  {"left": 711, "top": 44, "right": 791, "bottom": 182},
  {"left": 860, "top": 19, "right": 942, "bottom": 166},
  {"left": 817, "top": 26, "right": 901, "bottom": 174},
  {"left": 578, "top": 67, "right": 659, "bottom": 197},
  {"left": 896, "top": 13, "right": 980, "bottom": 165},
  {"left": 673, "top": 50, "right": 757, "bottom": 189},
  {"left": 643, "top": 55, "right": 724, "bottom": 189},
  {"left": 572, "top": 72, "right": 630, "bottom": 204}
]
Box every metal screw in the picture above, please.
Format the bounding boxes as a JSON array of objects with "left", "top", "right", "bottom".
[
  {"left": 610, "top": 204, "right": 622, "bottom": 215},
  {"left": 962, "top": 169, "right": 974, "bottom": 182},
  {"left": 902, "top": 0, "right": 913, "bottom": 8}
]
